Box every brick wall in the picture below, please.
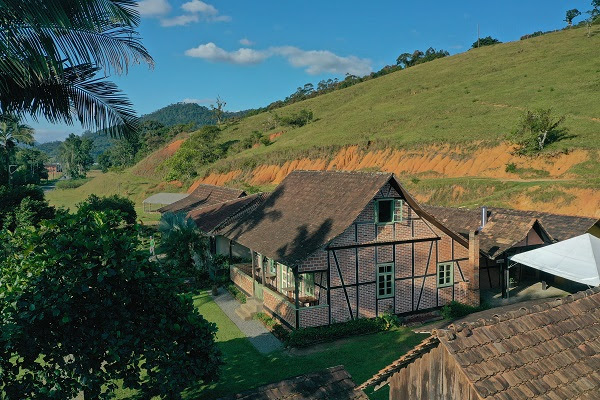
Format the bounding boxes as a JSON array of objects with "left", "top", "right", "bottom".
[
  {"left": 231, "top": 265, "right": 253, "bottom": 296},
  {"left": 299, "top": 306, "right": 329, "bottom": 328},
  {"left": 263, "top": 287, "right": 296, "bottom": 328}
]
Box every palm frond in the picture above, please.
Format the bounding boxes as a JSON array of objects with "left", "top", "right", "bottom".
[{"left": 0, "top": 64, "right": 139, "bottom": 138}]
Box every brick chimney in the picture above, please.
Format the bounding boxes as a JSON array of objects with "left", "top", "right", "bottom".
[{"left": 463, "top": 230, "right": 481, "bottom": 306}]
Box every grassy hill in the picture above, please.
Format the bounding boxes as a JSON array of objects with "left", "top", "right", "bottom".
[{"left": 48, "top": 26, "right": 600, "bottom": 218}]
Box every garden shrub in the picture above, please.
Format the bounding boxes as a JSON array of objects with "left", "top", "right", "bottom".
[
  {"left": 286, "top": 314, "right": 401, "bottom": 348},
  {"left": 55, "top": 178, "right": 89, "bottom": 189},
  {"left": 440, "top": 301, "right": 489, "bottom": 320},
  {"left": 227, "top": 284, "right": 246, "bottom": 304},
  {"left": 254, "top": 312, "right": 290, "bottom": 342}
]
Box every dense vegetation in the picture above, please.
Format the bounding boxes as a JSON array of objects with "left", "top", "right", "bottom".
[{"left": 141, "top": 102, "right": 248, "bottom": 127}]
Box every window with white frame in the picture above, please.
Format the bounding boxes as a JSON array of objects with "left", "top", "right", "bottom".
[
  {"left": 377, "top": 263, "right": 394, "bottom": 298},
  {"left": 437, "top": 262, "right": 454, "bottom": 288}
]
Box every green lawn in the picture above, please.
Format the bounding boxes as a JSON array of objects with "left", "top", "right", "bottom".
[
  {"left": 180, "top": 292, "right": 426, "bottom": 399},
  {"left": 45, "top": 170, "right": 185, "bottom": 224}
]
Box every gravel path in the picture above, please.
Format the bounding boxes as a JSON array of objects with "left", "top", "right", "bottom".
[{"left": 212, "top": 291, "right": 283, "bottom": 354}]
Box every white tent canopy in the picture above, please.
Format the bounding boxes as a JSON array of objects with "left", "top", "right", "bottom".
[{"left": 509, "top": 233, "right": 600, "bottom": 286}]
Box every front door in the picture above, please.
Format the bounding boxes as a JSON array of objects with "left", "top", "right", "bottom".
[
  {"left": 254, "top": 253, "right": 264, "bottom": 300},
  {"left": 254, "top": 279, "right": 263, "bottom": 300}
]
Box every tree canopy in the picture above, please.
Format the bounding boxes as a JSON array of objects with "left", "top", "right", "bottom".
[
  {"left": 0, "top": 0, "right": 153, "bottom": 138},
  {"left": 0, "top": 207, "right": 221, "bottom": 399}
]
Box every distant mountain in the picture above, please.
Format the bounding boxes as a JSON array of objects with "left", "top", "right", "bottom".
[
  {"left": 35, "top": 102, "right": 250, "bottom": 161},
  {"left": 140, "top": 102, "right": 249, "bottom": 127},
  {"left": 36, "top": 131, "right": 115, "bottom": 161}
]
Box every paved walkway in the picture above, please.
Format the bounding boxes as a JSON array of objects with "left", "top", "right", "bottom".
[{"left": 212, "top": 291, "right": 283, "bottom": 354}]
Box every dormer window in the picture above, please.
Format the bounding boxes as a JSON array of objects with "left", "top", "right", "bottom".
[{"left": 375, "top": 199, "right": 395, "bottom": 224}]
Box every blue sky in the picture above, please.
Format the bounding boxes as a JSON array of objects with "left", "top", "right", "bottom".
[{"left": 33, "top": 0, "right": 591, "bottom": 142}]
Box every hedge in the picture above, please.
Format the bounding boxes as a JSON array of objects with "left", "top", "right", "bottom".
[
  {"left": 440, "top": 301, "right": 489, "bottom": 320},
  {"left": 286, "top": 313, "right": 401, "bottom": 348}
]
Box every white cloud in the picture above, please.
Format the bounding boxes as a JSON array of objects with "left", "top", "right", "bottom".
[
  {"left": 158, "top": 0, "right": 230, "bottom": 26},
  {"left": 181, "top": 98, "right": 213, "bottom": 104},
  {"left": 239, "top": 38, "right": 254, "bottom": 46},
  {"left": 181, "top": 0, "right": 217, "bottom": 15},
  {"left": 184, "top": 42, "right": 372, "bottom": 76},
  {"left": 160, "top": 14, "right": 199, "bottom": 27},
  {"left": 273, "top": 46, "right": 372, "bottom": 76},
  {"left": 138, "top": 0, "right": 171, "bottom": 17},
  {"left": 185, "top": 42, "right": 268, "bottom": 64}
]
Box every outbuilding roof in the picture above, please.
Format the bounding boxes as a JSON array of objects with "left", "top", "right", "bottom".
[
  {"left": 158, "top": 183, "right": 246, "bottom": 214},
  {"left": 219, "top": 170, "right": 467, "bottom": 267},
  {"left": 218, "top": 365, "right": 368, "bottom": 400},
  {"left": 361, "top": 287, "right": 600, "bottom": 399},
  {"left": 143, "top": 192, "right": 189, "bottom": 205},
  {"left": 424, "top": 205, "right": 597, "bottom": 259},
  {"left": 187, "top": 193, "right": 267, "bottom": 234}
]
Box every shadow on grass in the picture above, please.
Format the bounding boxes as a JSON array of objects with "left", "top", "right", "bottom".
[{"left": 184, "top": 323, "right": 427, "bottom": 399}]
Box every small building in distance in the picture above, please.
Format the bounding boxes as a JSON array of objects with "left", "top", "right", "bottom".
[{"left": 142, "top": 192, "right": 189, "bottom": 213}]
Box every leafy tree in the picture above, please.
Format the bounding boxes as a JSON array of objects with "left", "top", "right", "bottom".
[
  {"left": 159, "top": 212, "right": 210, "bottom": 278},
  {"left": 0, "top": 0, "right": 153, "bottom": 138},
  {"left": 77, "top": 194, "right": 137, "bottom": 225},
  {"left": 12, "top": 147, "right": 49, "bottom": 185},
  {"left": 472, "top": 36, "right": 501, "bottom": 48},
  {"left": 0, "top": 113, "right": 34, "bottom": 184},
  {"left": 0, "top": 210, "right": 221, "bottom": 399},
  {"left": 163, "top": 126, "right": 224, "bottom": 180},
  {"left": 509, "top": 109, "right": 567, "bottom": 154},
  {"left": 2, "top": 195, "right": 55, "bottom": 231},
  {"left": 98, "top": 152, "right": 112, "bottom": 172},
  {"left": 0, "top": 184, "right": 49, "bottom": 229},
  {"left": 565, "top": 9, "right": 582, "bottom": 26},
  {"left": 210, "top": 96, "right": 227, "bottom": 125},
  {"left": 58, "top": 133, "right": 94, "bottom": 179}
]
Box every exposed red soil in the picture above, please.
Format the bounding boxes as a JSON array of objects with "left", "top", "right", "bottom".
[{"left": 132, "top": 138, "right": 186, "bottom": 177}]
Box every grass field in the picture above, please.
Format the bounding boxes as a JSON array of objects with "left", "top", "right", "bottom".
[
  {"left": 182, "top": 292, "right": 426, "bottom": 399},
  {"left": 45, "top": 170, "right": 185, "bottom": 224},
  {"left": 205, "top": 25, "right": 600, "bottom": 175}
]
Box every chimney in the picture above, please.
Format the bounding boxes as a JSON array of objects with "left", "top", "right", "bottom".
[
  {"left": 480, "top": 206, "right": 488, "bottom": 230},
  {"left": 466, "top": 230, "right": 480, "bottom": 306}
]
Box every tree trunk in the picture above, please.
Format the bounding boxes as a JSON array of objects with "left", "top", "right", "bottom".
[{"left": 538, "top": 130, "right": 548, "bottom": 150}]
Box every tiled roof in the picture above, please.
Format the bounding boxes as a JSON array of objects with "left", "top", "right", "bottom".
[
  {"left": 218, "top": 170, "right": 468, "bottom": 267},
  {"left": 218, "top": 170, "right": 394, "bottom": 266},
  {"left": 424, "top": 205, "right": 598, "bottom": 259},
  {"left": 361, "top": 287, "right": 600, "bottom": 399},
  {"left": 218, "top": 365, "right": 368, "bottom": 400},
  {"left": 187, "top": 193, "right": 267, "bottom": 234},
  {"left": 158, "top": 183, "right": 246, "bottom": 214}
]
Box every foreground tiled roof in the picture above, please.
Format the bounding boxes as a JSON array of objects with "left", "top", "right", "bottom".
[
  {"left": 424, "top": 205, "right": 598, "bottom": 259},
  {"left": 187, "top": 193, "right": 267, "bottom": 234},
  {"left": 158, "top": 183, "right": 246, "bottom": 214},
  {"left": 218, "top": 365, "right": 368, "bottom": 400},
  {"left": 362, "top": 287, "right": 600, "bottom": 399}
]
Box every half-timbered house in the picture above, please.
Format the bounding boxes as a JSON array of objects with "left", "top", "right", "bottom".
[{"left": 217, "top": 170, "right": 480, "bottom": 329}]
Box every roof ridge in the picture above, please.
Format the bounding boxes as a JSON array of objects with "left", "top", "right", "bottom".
[
  {"left": 434, "top": 287, "right": 600, "bottom": 339},
  {"left": 289, "top": 169, "right": 393, "bottom": 176}
]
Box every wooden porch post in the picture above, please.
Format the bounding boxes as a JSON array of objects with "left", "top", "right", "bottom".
[
  {"left": 294, "top": 269, "right": 300, "bottom": 329},
  {"left": 251, "top": 250, "right": 256, "bottom": 297},
  {"left": 261, "top": 256, "right": 266, "bottom": 286}
]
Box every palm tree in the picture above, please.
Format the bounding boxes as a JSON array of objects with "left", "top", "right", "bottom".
[
  {"left": 0, "top": 113, "right": 34, "bottom": 181},
  {"left": 0, "top": 0, "right": 153, "bottom": 138}
]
